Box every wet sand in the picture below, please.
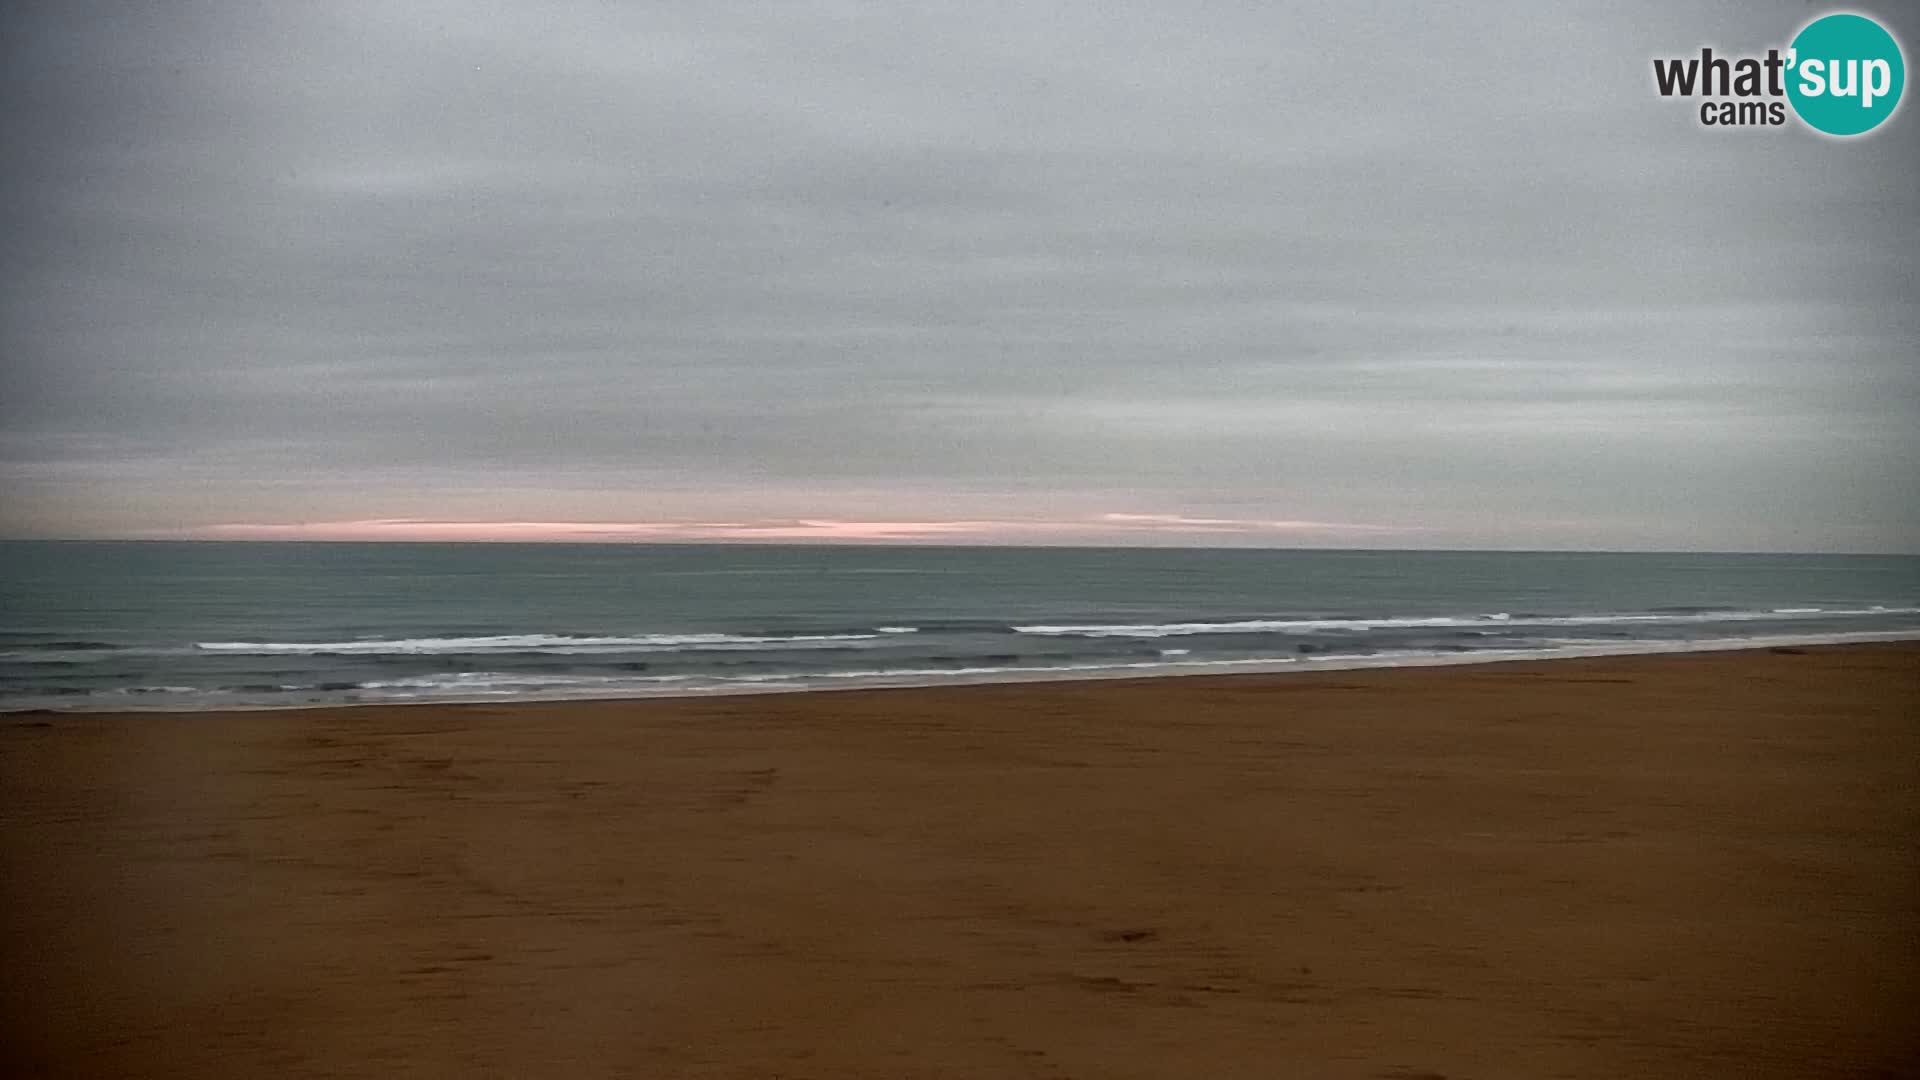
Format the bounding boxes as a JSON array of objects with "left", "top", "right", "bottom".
[{"left": 4, "top": 643, "right": 1918, "bottom": 1078}]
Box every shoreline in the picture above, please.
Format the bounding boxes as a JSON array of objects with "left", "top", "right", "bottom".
[{"left": 13, "top": 628, "right": 1920, "bottom": 716}]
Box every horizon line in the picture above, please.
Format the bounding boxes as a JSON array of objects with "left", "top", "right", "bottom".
[{"left": 3, "top": 536, "right": 1917, "bottom": 558}]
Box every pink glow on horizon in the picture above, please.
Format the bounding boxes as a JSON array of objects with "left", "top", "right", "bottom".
[{"left": 156, "top": 515, "right": 1416, "bottom": 544}]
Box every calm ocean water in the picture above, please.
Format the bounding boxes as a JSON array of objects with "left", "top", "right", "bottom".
[{"left": 2, "top": 541, "right": 1917, "bottom": 711}]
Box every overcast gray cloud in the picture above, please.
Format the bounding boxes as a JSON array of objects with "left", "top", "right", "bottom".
[{"left": 2, "top": 1, "right": 1916, "bottom": 550}]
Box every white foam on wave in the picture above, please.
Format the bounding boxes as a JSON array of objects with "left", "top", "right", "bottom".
[
  {"left": 1012, "top": 606, "right": 1920, "bottom": 638},
  {"left": 358, "top": 671, "right": 697, "bottom": 692},
  {"left": 358, "top": 628, "right": 1920, "bottom": 699},
  {"left": 193, "top": 630, "right": 909, "bottom": 655},
  {"left": 241, "top": 629, "right": 1920, "bottom": 699},
  {"left": 12, "top": 628, "right": 1919, "bottom": 713},
  {"left": 1016, "top": 616, "right": 1489, "bottom": 637}
]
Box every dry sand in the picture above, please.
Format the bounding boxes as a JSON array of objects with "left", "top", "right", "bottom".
[{"left": 4, "top": 643, "right": 1918, "bottom": 1078}]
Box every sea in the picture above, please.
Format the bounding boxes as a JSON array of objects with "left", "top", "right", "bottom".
[{"left": 2, "top": 541, "right": 1917, "bottom": 712}]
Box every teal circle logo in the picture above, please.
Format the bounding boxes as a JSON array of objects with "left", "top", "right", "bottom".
[{"left": 1786, "top": 13, "right": 1905, "bottom": 136}]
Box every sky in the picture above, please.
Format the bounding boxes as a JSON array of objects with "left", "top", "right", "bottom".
[{"left": 1, "top": 1, "right": 1915, "bottom": 551}]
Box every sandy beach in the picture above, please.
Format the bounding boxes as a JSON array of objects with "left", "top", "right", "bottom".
[{"left": 3, "top": 642, "right": 1917, "bottom": 1078}]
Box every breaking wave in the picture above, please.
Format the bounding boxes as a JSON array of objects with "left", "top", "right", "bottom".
[
  {"left": 1011, "top": 606, "right": 1920, "bottom": 638},
  {"left": 193, "top": 629, "right": 919, "bottom": 655}
]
